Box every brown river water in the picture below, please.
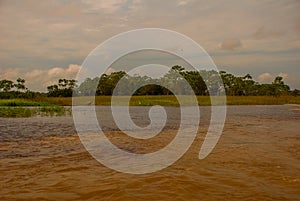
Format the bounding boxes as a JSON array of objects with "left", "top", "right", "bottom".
[{"left": 0, "top": 105, "right": 300, "bottom": 201}]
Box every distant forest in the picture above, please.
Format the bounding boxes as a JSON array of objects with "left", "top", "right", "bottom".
[{"left": 0, "top": 65, "right": 299, "bottom": 99}]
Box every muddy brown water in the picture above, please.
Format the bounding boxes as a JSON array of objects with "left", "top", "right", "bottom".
[{"left": 0, "top": 105, "right": 299, "bottom": 201}]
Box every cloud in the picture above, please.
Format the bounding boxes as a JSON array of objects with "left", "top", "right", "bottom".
[
  {"left": 177, "top": 0, "right": 190, "bottom": 6},
  {"left": 220, "top": 39, "right": 242, "bottom": 51},
  {"left": 0, "top": 64, "right": 81, "bottom": 92},
  {"left": 256, "top": 72, "right": 289, "bottom": 84},
  {"left": 295, "top": 18, "right": 300, "bottom": 34},
  {"left": 47, "top": 64, "right": 80, "bottom": 77},
  {"left": 83, "top": 0, "right": 125, "bottom": 13},
  {"left": 0, "top": 68, "right": 20, "bottom": 80},
  {"left": 0, "top": 0, "right": 300, "bottom": 89},
  {"left": 25, "top": 70, "right": 44, "bottom": 79},
  {"left": 104, "top": 67, "right": 116, "bottom": 75},
  {"left": 257, "top": 72, "right": 273, "bottom": 83},
  {"left": 253, "top": 26, "right": 284, "bottom": 40},
  {"left": 278, "top": 72, "right": 288, "bottom": 79},
  {"left": 82, "top": 0, "right": 141, "bottom": 13}
]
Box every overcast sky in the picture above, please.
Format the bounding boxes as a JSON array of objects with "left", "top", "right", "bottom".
[{"left": 0, "top": 0, "right": 299, "bottom": 91}]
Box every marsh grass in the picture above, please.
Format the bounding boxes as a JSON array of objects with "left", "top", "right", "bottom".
[
  {"left": 68, "top": 95, "right": 300, "bottom": 106},
  {"left": 38, "top": 106, "right": 71, "bottom": 116},
  {"left": 0, "top": 99, "right": 52, "bottom": 107},
  {"left": 35, "top": 97, "right": 73, "bottom": 106},
  {"left": 1, "top": 95, "right": 299, "bottom": 118},
  {"left": 225, "top": 96, "right": 300, "bottom": 105},
  {"left": 0, "top": 107, "right": 33, "bottom": 117},
  {"left": 0, "top": 95, "right": 299, "bottom": 117},
  {"left": 0, "top": 106, "right": 71, "bottom": 118}
]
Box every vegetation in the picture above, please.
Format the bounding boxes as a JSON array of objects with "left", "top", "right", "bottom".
[
  {"left": 42, "top": 95, "right": 300, "bottom": 106},
  {"left": 38, "top": 105, "right": 70, "bottom": 116},
  {"left": 0, "top": 78, "right": 42, "bottom": 99},
  {"left": 0, "top": 65, "right": 299, "bottom": 112},
  {"left": 47, "top": 79, "right": 77, "bottom": 97},
  {"left": 0, "top": 107, "right": 32, "bottom": 118},
  {"left": 1, "top": 66, "right": 299, "bottom": 98},
  {"left": 76, "top": 66, "right": 296, "bottom": 97},
  {"left": 0, "top": 99, "right": 70, "bottom": 118},
  {"left": 0, "top": 106, "right": 70, "bottom": 118},
  {"left": 0, "top": 99, "right": 52, "bottom": 107}
]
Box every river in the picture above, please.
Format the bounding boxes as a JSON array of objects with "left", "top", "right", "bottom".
[{"left": 0, "top": 105, "right": 299, "bottom": 200}]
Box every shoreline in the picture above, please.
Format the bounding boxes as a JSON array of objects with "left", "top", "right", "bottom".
[
  {"left": 2, "top": 96, "right": 300, "bottom": 106},
  {"left": 1, "top": 104, "right": 300, "bottom": 118}
]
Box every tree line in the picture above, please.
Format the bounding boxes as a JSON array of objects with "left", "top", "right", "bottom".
[
  {"left": 76, "top": 66, "right": 299, "bottom": 97},
  {"left": 1, "top": 65, "right": 299, "bottom": 98},
  {"left": 0, "top": 78, "right": 77, "bottom": 98},
  {"left": 47, "top": 79, "right": 77, "bottom": 97},
  {"left": 0, "top": 78, "right": 38, "bottom": 99}
]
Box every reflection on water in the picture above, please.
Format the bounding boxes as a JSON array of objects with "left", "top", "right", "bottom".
[{"left": 0, "top": 105, "right": 299, "bottom": 200}]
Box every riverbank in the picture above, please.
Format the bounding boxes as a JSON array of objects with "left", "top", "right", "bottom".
[
  {"left": 27, "top": 95, "right": 300, "bottom": 106},
  {"left": 1, "top": 96, "right": 299, "bottom": 117},
  {"left": 0, "top": 99, "right": 71, "bottom": 117}
]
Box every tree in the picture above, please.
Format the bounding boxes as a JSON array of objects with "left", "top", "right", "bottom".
[
  {"left": 220, "top": 71, "right": 235, "bottom": 95},
  {"left": 77, "top": 77, "right": 99, "bottom": 96},
  {"left": 96, "top": 71, "right": 127, "bottom": 95},
  {"left": 184, "top": 71, "right": 207, "bottom": 95},
  {"left": 162, "top": 65, "right": 186, "bottom": 94},
  {"left": 0, "top": 80, "right": 14, "bottom": 92},
  {"left": 14, "top": 78, "right": 26, "bottom": 92},
  {"left": 271, "top": 76, "right": 290, "bottom": 97},
  {"left": 47, "top": 79, "right": 77, "bottom": 97},
  {"left": 242, "top": 74, "right": 256, "bottom": 95},
  {"left": 291, "top": 89, "right": 300, "bottom": 97},
  {"left": 68, "top": 79, "right": 77, "bottom": 89},
  {"left": 74, "top": 68, "right": 297, "bottom": 97}
]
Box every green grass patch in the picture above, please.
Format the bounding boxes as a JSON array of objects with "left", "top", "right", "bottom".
[
  {"left": 2, "top": 96, "right": 300, "bottom": 108},
  {"left": 225, "top": 96, "right": 300, "bottom": 105},
  {"left": 0, "top": 99, "right": 52, "bottom": 107},
  {"left": 0, "top": 106, "right": 71, "bottom": 118},
  {"left": 1, "top": 96, "right": 300, "bottom": 118},
  {"left": 35, "top": 97, "right": 73, "bottom": 106},
  {"left": 39, "top": 105, "right": 71, "bottom": 116},
  {"left": 48, "top": 95, "right": 300, "bottom": 106},
  {"left": 0, "top": 107, "right": 33, "bottom": 117}
]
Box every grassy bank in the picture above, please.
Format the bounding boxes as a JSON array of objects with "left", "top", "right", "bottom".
[
  {"left": 1, "top": 96, "right": 299, "bottom": 117},
  {"left": 0, "top": 107, "right": 33, "bottom": 118},
  {"left": 0, "top": 99, "right": 52, "bottom": 106},
  {"left": 1, "top": 95, "right": 300, "bottom": 109},
  {"left": 225, "top": 96, "right": 300, "bottom": 105},
  {"left": 0, "top": 106, "right": 71, "bottom": 118},
  {"left": 42, "top": 95, "right": 300, "bottom": 106},
  {"left": 0, "top": 99, "right": 71, "bottom": 117}
]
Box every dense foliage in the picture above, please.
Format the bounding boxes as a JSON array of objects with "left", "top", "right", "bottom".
[
  {"left": 47, "top": 79, "right": 77, "bottom": 97},
  {"left": 76, "top": 66, "right": 298, "bottom": 97},
  {"left": 1, "top": 66, "right": 299, "bottom": 99}
]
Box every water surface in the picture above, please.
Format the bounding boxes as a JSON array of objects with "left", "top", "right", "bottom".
[{"left": 0, "top": 105, "right": 299, "bottom": 200}]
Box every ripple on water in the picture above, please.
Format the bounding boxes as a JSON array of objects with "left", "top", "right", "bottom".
[{"left": 0, "top": 105, "right": 300, "bottom": 200}]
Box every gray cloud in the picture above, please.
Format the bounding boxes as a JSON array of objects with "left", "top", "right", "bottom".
[
  {"left": 257, "top": 72, "right": 273, "bottom": 83},
  {"left": 253, "top": 26, "right": 284, "bottom": 40},
  {"left": 220, "top": 39, "right": 242, "bottom": 51},
  {"left": 0, "top": 65, "right": 81, "bottom": 92},
  {"left": 256, "top": 72, "right": 289, "bottom": 84},
  {"left": 295, "top": 18, "right": 300, "bottom": 34},
  {"left": 0, "top": 0, "right": 300, "bottom": 88}
]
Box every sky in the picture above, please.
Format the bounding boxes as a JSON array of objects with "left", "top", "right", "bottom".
[{"left": 0, "top": 0, "right": 299, "bottom": 91}]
